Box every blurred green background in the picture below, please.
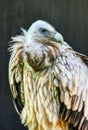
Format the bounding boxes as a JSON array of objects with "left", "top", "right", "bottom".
[{"left": 0, "top": 0, "right": 88, "bottom": 130}]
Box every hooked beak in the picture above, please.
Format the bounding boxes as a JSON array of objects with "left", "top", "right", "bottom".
[{"left": 52, "top": 32, "right": 64, "bottom": 44}]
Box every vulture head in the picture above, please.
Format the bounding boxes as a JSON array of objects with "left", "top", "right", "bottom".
[
  {"left": 27, "top": 20, "right": 64, "bottom": 43},
  {"left": 11, "top": 20, "right": 64, "bottom": 70}
]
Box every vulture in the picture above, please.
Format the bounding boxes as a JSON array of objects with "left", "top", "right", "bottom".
[{"left": 8, "top": 20, "right": 88, "bottom": 130}]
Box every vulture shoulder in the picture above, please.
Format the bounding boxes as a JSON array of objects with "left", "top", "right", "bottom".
[{"left": 75, "top": 52, "right": 88, "bottom": 66}]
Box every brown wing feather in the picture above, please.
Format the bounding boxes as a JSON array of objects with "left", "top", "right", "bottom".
[
  {"left": 9, "top": 52, "right": 24, "bottom": 114},
  {"left": 53, "top": 46, "right": 88, "bottom": 130}
]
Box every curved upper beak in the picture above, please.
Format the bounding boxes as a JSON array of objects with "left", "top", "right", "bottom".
[{"left": 52, "top": 31, "right": 64, "bottom": 44}]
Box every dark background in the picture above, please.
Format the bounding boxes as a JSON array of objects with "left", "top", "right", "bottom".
[{"left": 0, "top": 0, "right": 88, "bottom": 130}]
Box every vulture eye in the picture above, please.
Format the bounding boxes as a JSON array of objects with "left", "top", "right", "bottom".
[{"left": 39, "top": 28, "right": 48, "bottom": 35}]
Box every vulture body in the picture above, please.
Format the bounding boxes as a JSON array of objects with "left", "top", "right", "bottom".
[{"left": 9, "top": 20, "right": 88, "bottom": 130}]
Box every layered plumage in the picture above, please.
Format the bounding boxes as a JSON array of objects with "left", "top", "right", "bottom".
[{"left": 9, "top": 20, "right": 88, "bottom": 130}]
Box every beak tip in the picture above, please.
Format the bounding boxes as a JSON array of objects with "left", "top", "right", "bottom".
[{"left": 54, "top": 32, "right": 64, "bottom": 44}]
